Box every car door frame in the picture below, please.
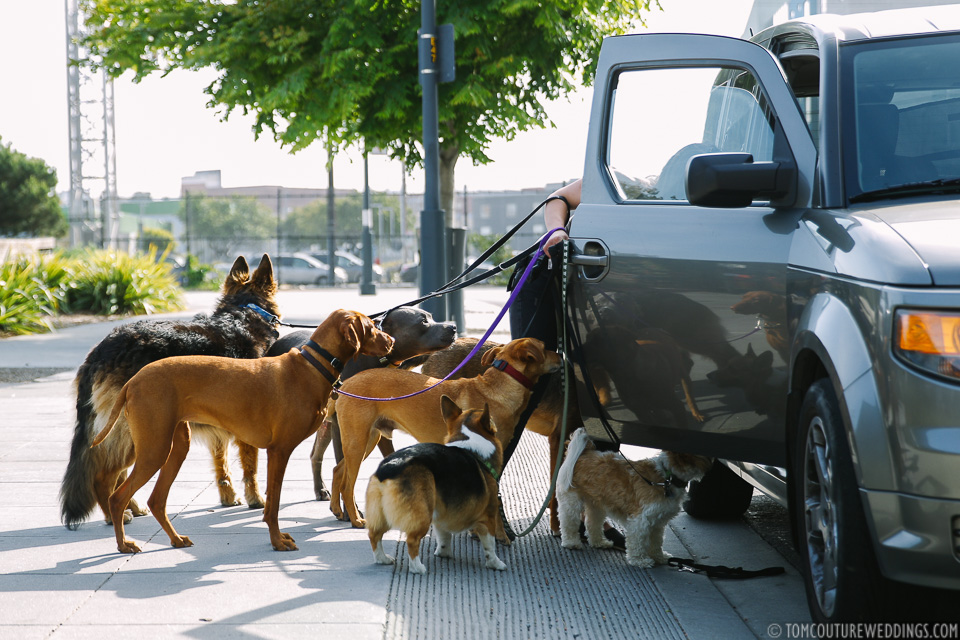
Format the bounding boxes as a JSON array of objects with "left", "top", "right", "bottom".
[{"left": 567, "top": 33, "right": 818, "bottom": 466}]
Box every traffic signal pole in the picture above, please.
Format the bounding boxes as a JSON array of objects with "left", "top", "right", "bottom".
[{"left": 418, "top": 0, "right": 446, "bottom": 320}]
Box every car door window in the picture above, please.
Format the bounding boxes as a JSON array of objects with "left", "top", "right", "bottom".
[{"left": 607, "top": 66, "right": 776, "bottom": 201}]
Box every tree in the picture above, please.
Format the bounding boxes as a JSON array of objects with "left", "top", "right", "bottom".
[
  {"left": 182, "top": 194, "right": 274, "bottom": 259},
  {"left": 0, "top": 137, "right": 68, "bottom": 238},
  {"left": 80, "top": 0, "right": 653, "bottom": 218}
]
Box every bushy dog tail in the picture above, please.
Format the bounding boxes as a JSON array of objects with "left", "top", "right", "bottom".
[
  {"left": 60, "top": 367, "right": 101, "bottom": 530},
  {"left": 557, "top": 428, "right": 593, "bottom": 492},
  {"left": 91, "top": 384, "right": 127, "bottom": 448}
]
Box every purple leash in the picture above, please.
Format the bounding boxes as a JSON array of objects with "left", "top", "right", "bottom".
[{"left": 335, "top": 228, "right": 565, "bottom": 402}]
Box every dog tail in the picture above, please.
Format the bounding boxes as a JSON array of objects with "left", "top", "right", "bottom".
[
  {"left": 91, "top": 383, "right": 128, "bottom": 448},
  {"left": 557, "top": 428, "right": 593, "bottom": 492},
  {"left": 60, "top": 364, "right": 102, "bottom": 530}
]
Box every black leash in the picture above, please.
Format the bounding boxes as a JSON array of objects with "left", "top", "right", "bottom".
[
  {"left": 241, "top": 197, "right": 556, "bottom": 330},
  {"left": 668, "top": 557, "right": 785, "bottom": 579}
]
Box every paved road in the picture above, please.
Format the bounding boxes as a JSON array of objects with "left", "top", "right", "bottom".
[{"left": 0, "top": 285, "right": 811, "bottom": 638}]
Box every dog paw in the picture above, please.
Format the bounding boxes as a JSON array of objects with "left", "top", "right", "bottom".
[
  {"left": 121, "top": 509, "right": 134, "bottom": 525},
  {"left": 129, "top": 500, "right": 149, "bottom": 517},
  {"left": 118, "top": 540, "right": 141, "bottom": 554},
  {"left": 218, "top": 483, "right": 241, "bottom": 507},
  {"left": 171, "top": 535, "right": 194, "bottom": 549},
  {"left": 651, "top": 552, "right": 669, "bottom": 565},
  {"left": 408, "top": 558, "right": 427, "bottom": 574},
  {"left": 486, "top": 558, "right": 507, "bottom": 571},
  {"left": 590, "top": 537, "right": 615, "bottom": 549},
  {"left": 626, "top": 555, "right": 655, "bottom": 568},
  {"left": 560, "top": 537, "right": 583, "bottom": 550},
  {"left": 351, "top": 518, "right": 366, "bottom": 529},
  {"left": 271, "top": 533, "right": 298, "bottom": 551},
  {"left": 434, "top": 546, "right": 453, "bottom": 559},
  {"left": 315, "top": 488, "right": 331, "bottom": 501},
  {"left": 374, "top": 554, "right": 396, "bottom": 566}
]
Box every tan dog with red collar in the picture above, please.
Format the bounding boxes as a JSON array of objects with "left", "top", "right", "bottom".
[
  {"left": 92, "top": 309, "right": 394, "bottom": 554},
  {"left": 330, "top": 337, "right": 561, "bottom": 531}
]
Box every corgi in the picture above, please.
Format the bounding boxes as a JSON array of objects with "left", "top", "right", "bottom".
[{"left": 365, "top": 396, "right": 506, "bottom": 574}]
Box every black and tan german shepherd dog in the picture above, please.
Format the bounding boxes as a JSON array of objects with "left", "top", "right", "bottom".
[{"left": 59, "top": 255, "right": 280, "bottom": 529}]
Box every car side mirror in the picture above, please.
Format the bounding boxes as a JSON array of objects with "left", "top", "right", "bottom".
[{"left": 685, "top": 152, "right": 796, "bottom": 208}]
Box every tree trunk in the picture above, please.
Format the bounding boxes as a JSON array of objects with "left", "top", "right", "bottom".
[{"left": 439, "top": 143, "right": 459, "bottom": 227}]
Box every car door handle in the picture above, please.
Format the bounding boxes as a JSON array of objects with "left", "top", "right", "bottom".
[
  {"left": 570, "top": 254, "right": 608, "bottom": 267},
  {"left": 570, "top": 241, "right": 609, "bottom": 281}
]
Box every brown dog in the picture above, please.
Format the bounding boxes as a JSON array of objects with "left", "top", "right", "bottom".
[
  {"left": 61, "top": 255, "right": 279, "bottom": 530},
  {"left": 265, "top": 306, "right": 458, "bottom": 500},
  {"left": 330, "top": 337, "right": 561, "bottom": 530},
  {"left": 91, "top": 309, "right": 395, "bottom": 554},
  {"left": 366, "top": 396, "right": 506, "bottom": 574}
]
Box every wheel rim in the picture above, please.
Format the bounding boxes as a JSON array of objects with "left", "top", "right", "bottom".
[{"left": 802, "top": 415, "right": 838, "bottom": 617}]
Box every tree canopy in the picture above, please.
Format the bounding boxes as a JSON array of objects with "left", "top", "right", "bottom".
[
  {"left": 80, "top": 0, "right": 653, "bottom": 215},
  {"left": 0, "top": 138, "right": 69, "bottom": 238}
]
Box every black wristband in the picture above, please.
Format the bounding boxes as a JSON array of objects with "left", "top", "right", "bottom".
[{"left": 544, "top": 195, "right": 570, "bottom": 215}]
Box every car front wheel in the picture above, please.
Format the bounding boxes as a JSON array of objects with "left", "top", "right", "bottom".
[{"left": 794, "top": 378, "right": 914, "bottom": 622}]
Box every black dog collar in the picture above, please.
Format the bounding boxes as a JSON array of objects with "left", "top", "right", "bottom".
[{"left": 299, "top": 340, "right": 344, "bottom": 385}]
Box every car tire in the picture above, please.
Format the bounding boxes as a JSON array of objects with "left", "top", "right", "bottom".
[
  {"left": 683, "top": 460, "right": 754, "bottom": 519},
  {"left": 793, "top": 378, "right": 933, "bottom": 622},
  {"left": 315, "top": 276, "right": 328, "bottom": 286}
]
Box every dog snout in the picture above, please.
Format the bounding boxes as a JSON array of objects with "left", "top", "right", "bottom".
[{"left": 545, "top": 350, "right": 562, "bottom": 372}]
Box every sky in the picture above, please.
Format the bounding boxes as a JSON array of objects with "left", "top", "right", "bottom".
[{"left": 0, "top": 0, "right": 752, "bottom": 200}]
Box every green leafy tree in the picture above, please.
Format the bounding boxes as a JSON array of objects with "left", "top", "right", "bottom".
[
  {"left": 80, "top": 0, "right": 653, "bottom": 218},
  {"left": 181, "top": 194, "right": 274, "bottom": 259},
  {"left": 0, "top": 138, "right": 68, "bottom": 238}
]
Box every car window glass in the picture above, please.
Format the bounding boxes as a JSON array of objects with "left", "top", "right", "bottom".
[
  {"left": 847, "top": 34, "right": 960, "bottom": 195},
  {"left": 607, "top": 66, "right": 776, "bottom": 201}
]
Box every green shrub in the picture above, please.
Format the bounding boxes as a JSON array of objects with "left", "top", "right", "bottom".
[
  {"left": 0, "top": 256, "right": 61, "bottom": 335},
  {"left": 65, "top": 248, "right": 185, "bottom": 316},
  {"left": 181, "top": 254, "right": 220, "bottom": 290}
]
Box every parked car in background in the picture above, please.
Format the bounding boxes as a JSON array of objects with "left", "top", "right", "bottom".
[
  {"left": 565, "top": 6, "right": 960, "bottom": 623},
  {"left": 251, "top": 253, "right": 347, "bottom": 286},
  {"left": 309, "top": 251, "right": 383, "bottom": 283}
]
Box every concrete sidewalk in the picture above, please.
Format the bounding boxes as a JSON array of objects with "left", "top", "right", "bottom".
[{"left": 0, "top": 286, "right": 811, "bottom": 639}]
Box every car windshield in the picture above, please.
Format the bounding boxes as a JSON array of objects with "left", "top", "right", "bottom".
[{"left": 843, "top": 32, "right": 960, "bottom": 202}]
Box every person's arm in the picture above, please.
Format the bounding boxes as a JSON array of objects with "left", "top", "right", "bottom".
[{"left": 543, "top": 178, "right": 582, "bottom": 250}]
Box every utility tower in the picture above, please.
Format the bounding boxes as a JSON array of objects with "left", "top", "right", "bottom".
[{"left": 64, "top": 0, "right": 119, "bottom": 248}]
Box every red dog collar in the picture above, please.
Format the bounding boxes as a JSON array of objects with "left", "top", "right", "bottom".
[{"left": 491, "top": 358, "right": 535, "bottom": 390}]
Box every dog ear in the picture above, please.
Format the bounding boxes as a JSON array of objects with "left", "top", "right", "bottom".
[
  {"left": 480, "top": 345, "right": 502, "bottom": 367},
  {"left": 339, "top": 312, "right": 363, "bottom": 356},
  {"left": 520, "top": 339, "right": 544, "bottom": 364},
  {"left": 251, "top": 254, "right": 277, "bottom": 291},
  {"left": 227, "top": 255, "right": 250, "bottom": 284},
  {"left": 440, "top": 395, "right": 462, "bottom": 423},
  {"left": 480, "top": 403, "right": 495, "bottom": 435}
]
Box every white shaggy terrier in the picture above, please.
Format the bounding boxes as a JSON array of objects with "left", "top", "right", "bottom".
[{"left": 556, "top": 428, "right": 712, "bottom": 568}]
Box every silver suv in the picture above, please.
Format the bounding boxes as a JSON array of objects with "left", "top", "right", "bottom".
[{"left": 566, "top": 6, "right": 960, "bottom": 622}]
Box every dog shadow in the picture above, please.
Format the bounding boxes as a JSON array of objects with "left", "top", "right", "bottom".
[{"left": 0, "top": 501, "right": 385, "bottom": 596}]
